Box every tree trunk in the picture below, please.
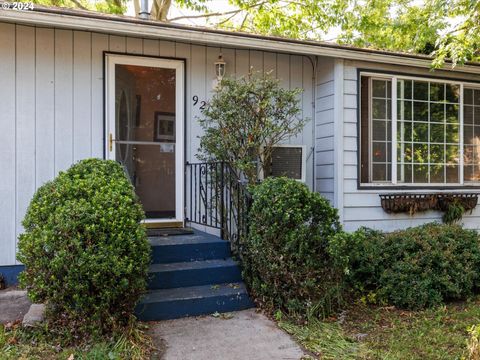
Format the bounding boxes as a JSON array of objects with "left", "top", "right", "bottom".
[
  {"left": 150, "top": 0, "right": 172, "bottom": 21},
  {"left": 133, "top": 0, "right": 140, "bottom": 17}
]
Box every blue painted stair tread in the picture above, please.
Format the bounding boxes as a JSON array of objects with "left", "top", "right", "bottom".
[
  {"left": 149, "top": 231, "right": 231, "bottom": 263},
  {"left": 136, "top": 283, "right": 254, "bottom": 321},
  {"left": 148, "top": 231, "right": 225, "bottom": 246},
  {"left": 137, "top": 229, "right": 254, "bottom": 321},
  {"left": 148, "top": 259, "right": 242, "bottom": 289}
]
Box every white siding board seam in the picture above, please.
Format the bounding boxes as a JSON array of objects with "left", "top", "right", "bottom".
[
  {"left": 90, "top": 32, "right": 93, "bottom": 156},
  {"left": 34, "top": 27, "right": 37, "bottom": 189},
  {"left": 334, "top": 59, "right": 344, "bottom": 221},
  {"left": 317, "top": 79, "right": 334, "bottom": 87},
  {"left": 316, "top": 93, "right": 335, "bottom": 100}
]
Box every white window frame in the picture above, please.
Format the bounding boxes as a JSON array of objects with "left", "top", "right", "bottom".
[{"left": 360, "top": 71, "right": 480, "bottom": 187}]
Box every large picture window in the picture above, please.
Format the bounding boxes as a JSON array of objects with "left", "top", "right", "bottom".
[{"left": 360, "top": 72, "right": 480, "bottom": 186}]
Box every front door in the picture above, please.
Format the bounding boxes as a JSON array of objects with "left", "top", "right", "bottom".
[{"left": 105, "top": 54, "right": 184, "bottom": 226}]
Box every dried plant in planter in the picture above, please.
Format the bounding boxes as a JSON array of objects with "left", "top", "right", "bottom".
[
  {"left": 380, "top": 193, "right": 478, "bottom": 223},
  {"left": 380, "top": 194, "right": 437, "bottom": 215}
]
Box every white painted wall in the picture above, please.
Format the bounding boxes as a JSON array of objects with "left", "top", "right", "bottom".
[
  {"left": 341, "top": 60, "right": 480, "bottom": 232},
  {"left": 0, "top": 22, "right": 315, "bottom": 266}
]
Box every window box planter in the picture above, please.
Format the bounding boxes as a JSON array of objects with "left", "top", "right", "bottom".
[{"left": 380, "top": 193, "right": 478, "bottom": 214}]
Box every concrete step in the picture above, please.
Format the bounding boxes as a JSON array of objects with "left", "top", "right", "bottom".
[
  {"left": 148, "top": 258, "right": 242, "bottom": 290},
  {"left": 136, "top": 283, "right": 254, "bottom": 321},
  {"left": 149, "top": 232, "right": 231, "bottom": 264}
]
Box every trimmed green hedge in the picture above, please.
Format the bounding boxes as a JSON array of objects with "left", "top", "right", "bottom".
[
  {"left": 242, "top": 177, "right": 344, "bottom": 319},
  {"left": 331, "top": 223, "right": 480, "bottom": 309},
  {"left": 17, "top": 159, "right": 150, "bottom": 336}
]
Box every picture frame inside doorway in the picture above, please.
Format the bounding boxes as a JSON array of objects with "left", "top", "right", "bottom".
[{"left": 154, "top": 111, "right": 175, "bottom": 142}]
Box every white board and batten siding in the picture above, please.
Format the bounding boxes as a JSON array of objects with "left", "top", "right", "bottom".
[
  {"left": 0, "top": 23, "right": 315, "bottom": 266},
  {"left": 341, "top": 60, "right": 480, "bottom": 232}
]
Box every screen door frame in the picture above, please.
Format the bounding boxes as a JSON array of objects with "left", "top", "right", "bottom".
[{"left": 105, "top": 53, "right": 185, "bottom": 226}]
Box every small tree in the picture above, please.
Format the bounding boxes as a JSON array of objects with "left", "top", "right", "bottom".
[{"left": 198, "top": 72, "right": 307, "bottom": 184}]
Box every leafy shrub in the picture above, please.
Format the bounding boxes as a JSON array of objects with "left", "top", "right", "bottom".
[
  {"left": 243, "top": 177, "right": 343, "bottom": 319},
  {"left": 198, "top": 73, "right": 306, "bottom": 184},
  {"left": 329, "top": 228, "right": 385, "bottom": 297},
  {"left": 332, "top": 223, "right": 480, "bottom": 309},
  {"left": 17, "top": 159, "right": 150, "bottom": 336}
]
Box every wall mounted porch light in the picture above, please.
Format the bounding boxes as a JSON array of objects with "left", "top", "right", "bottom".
[{"left": 215, "top": 54, "right": 226, "bottom": 81}]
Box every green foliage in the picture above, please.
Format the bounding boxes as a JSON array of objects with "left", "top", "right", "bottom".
[
  {"left": 0, "top": 322, "right": 153, "bottom": 359},
  {"left": 17, "top": 159, "right": 150, "bottom": 336},
  {"left": 432, "top": 0, "right": 480, "bottom": 67},
  {"left": 282, "top": 298, "right": 480, "bottom": 359},
  {"left": 332, "top": 223, "right": 480, "bottom": 310},
  {"left": 329, "top": 228, "right": 385, "bottom": 298},
  {"left": 198, "top": 73, "right": 306, "bottom": 184},
  {"left": 242, "top": 177, "right": 343, "bottom": 319},
  {"left": 336, "top": 0, "right": 444, "bottom": 55},
  {"left": 220, "top": 0, "right": 478, "bottom": 67},
  {"left": 442, "top": 199, "right": 466, "bottom": 224}
]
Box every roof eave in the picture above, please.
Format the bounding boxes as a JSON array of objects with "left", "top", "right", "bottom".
[{"left": 1, "top": 7, "right": 479, "bottom": 74}]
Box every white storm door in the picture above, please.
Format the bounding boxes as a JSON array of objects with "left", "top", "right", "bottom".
[{"left": 105, "top": 54, "right": 184, "bottom": 224}]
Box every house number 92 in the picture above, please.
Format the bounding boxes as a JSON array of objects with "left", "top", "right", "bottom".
[{"left": 192, "top": 96, "right": 206, "bottom": 110}]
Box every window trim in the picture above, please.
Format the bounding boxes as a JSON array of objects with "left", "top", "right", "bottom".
[{"left": 357, "top": 70, "right": 480, "bottom": 189}]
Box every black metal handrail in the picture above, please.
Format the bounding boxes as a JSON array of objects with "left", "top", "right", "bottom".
[{"left": 185, "top": 161, "right": 250, "bottom": 257}]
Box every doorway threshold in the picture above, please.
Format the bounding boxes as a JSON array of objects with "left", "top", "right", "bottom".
[{"left": 147, "top": 227, "right": 195, "bottom": 237}]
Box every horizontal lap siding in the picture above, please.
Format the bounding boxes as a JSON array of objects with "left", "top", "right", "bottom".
[
  {"left": 342, "top": 60, "right": 480, "bottom": 232},
  {"left": 0, "top": 24, "right": 314, "bottom": 265},
  {"left": 315, "top": 57, "right": 335, "bottom": 203}
]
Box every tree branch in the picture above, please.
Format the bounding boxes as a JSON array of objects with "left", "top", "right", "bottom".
[
  {"left": 168, "top": 8, "right": 242, "bottom": 21},
  {"left": 168, "top": 1, "right": 267, "bottom": 22},
  {"left": 70, "top": 0, "right": 88, "bottom": 10},
  {"left": 217, "top": 11, "right": 241, "bottom": 26}
]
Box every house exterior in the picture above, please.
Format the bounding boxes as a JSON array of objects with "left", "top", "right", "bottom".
[{"left": 1, "top": 6, "right": 480, "bottom": 281}]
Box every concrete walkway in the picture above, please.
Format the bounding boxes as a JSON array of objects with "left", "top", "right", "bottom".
[
  {"left": 0, "top": 289, "right": 31, "bottom": 324},
  {"left": 149, "top": 309, "right": 306, "bottom": 360}
]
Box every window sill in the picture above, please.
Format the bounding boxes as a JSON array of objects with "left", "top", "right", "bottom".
[{"left": 358, "top": 184, "right": 480, "bottom": 191}]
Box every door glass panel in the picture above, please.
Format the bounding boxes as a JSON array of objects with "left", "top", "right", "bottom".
[{"left": 115, "top": 64, "right": 176, "bottom": 219}]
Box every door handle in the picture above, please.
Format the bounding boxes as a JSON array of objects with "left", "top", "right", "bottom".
[{"left": 109, "top": 133, "right": 115, "bottom": 152}]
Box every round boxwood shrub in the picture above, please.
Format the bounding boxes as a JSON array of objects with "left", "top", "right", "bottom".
[
  {"left": 332, "top": 223, "right": 480, "bottom": 309},
  {"left": 17, "top": 159, "right": 150, "bottom": 335},
  {"left": 243, "top": 177, "right": 343, "bottom": 319}
]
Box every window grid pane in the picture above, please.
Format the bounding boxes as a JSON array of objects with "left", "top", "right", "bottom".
[
  {"left": 397, "top": 80, "right": 460, "bottom": 184},
  {"left": 362, "top": 75, "right": 477, "bottom": 185},
  {"left": 464, "top": 88, "right": 480, "bottom": 182},
  {"left": 371, "top": 79, "right": 392, "bottom": 182}
]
